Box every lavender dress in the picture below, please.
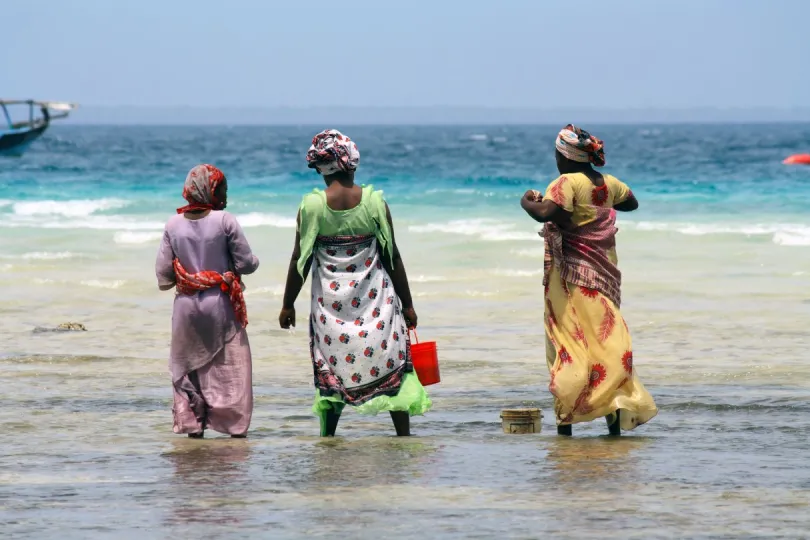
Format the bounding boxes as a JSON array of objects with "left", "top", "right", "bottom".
[{"left": 155, "top": 211, "right": 259, "bottom": 436}]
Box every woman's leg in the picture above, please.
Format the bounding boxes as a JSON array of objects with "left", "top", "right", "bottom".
[
  {"left": 606, "top": 410, "right": 621, "bottom": 436},
  {"left": 390, "top": 411, "right": 410, "bottom": 436},
  {"left": 323, "top": 407, "right": 342, "bottom": 437},
  {"left": 173, "top": 370, "right": 206, "bottom": 437},
  {"left": 557, "top": 424, "right": 572, "bottom": 436},
  {"left": 199, "top": 332, "right": 253, "bottom": 437}
]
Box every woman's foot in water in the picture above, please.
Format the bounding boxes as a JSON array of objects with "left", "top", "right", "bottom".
[
  {"left": 188, "top": 431, "right": 204, "bottom": 439},
  {"left": 322, "top": 409, "right": 341, "bottom": 437},
  {"left": 390, "top": 411, "right": 411, "bottom": 436},
  {"left": 606, "top": 410, "right": 621, "bottom": 436},
  {"left": 557, "top": 424, "right": 572, "bottom": 436}
]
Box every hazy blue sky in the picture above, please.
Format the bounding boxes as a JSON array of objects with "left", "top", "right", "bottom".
[{"left": 3, "top": 0, "right": 809, "bottom": 109}]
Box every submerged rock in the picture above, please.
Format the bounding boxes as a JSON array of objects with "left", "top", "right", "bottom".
[{"left": 32, "top": 322, "right": 87, "bottom": 334}]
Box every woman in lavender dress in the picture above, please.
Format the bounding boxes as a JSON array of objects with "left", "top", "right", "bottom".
[{"left": 155, "top": 164, "right": 260, "bottom": 438}]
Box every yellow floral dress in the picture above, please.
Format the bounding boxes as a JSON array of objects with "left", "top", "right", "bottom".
[{"left": 542, "top": 173, "right": 657, "bottom": 430}]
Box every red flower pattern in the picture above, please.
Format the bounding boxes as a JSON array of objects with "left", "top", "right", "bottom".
[
  {"left": 558, "top": 346, "right": 572, "bottom": 365},
  {"left": 591, "top": 184, "right": 608, "bottom": 206},
  {"left": 548, "top": 176, "right": 568, "bottom": 207},
  {"left": 546, "top": 299, "right": 557, "bottom": 329},
  {"left": 572, "top": 324, "right": 588, "bottom": 348},
  {"left": 622, "top": 351, "right": 633, "bottom": 373},
  {"left": 598, "top": 298, "right": 615, "bottom": 343},
  {"left": 589, "top": 364, "right": 607, "bottom": 388},
  {"left": 579, "top": 286, "right": 599, "bottom": 299}
]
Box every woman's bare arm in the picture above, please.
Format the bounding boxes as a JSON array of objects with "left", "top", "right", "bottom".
[
  {"left": 279, "top": 212, "right": 312, "bottom": 328},
  {"left": 381, "top": 203, "right": 415, "bottom": 327}
]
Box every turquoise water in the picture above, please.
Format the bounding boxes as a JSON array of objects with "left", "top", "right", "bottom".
[{"left": 2, "top": 125, "right": 810, "bottom": 538}]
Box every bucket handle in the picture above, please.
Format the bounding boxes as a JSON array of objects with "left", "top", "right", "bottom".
[{"left": 409, "top": 327, "right": 420, "bottom": 344}]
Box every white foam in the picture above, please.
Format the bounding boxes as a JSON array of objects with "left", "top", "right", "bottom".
[
  {"left": 235, "top": 212, "right": 296, "bottom": 229},
  {"left": 464, "top": 290, "right": 498, "bottom": 297},
  {"left": 0, "top": 199, "right": 12, "bottom": 208},
  {"left": 0, "top": 215, "right": 165, "bottom": 230},
  {"left": 627, "top": 221, "right": 810, "bottom": 246},
  {"left": 411, "top": 275, "right": 448, "bottom": 283},
  {"left": 409, "top": 218, "right": 536, "bottom": 242},
  {"left": 113, "top": 231, "right": 164, "bottom": 245},
  {"left": 20, "top": 251, "right": 80, "bottom": 260},
  {"left": 80, "top": 279, "right": 126, "bottom": 289},
  {"left": 12, "top": 199, "right": 128, "bottom": 217},
  {"left": 244, "top": 285, "right": 285, "bottom": 296},
  {"left": 773, "top": 231, "right": 810, "bottom": 246},
  {"left": 492, "top": 269, "right": 544, "bottom": 278},
  {"left": 468, "top": 134, "right": 488, "bottom": 141},
  {"left": 511, "top": 248, "right": 544, "bottom": 259}
]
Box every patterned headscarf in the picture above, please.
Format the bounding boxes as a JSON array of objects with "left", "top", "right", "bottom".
[
  {"left": 306, "top": 129, "right": 360, "bottom": 176},
  {"left": 555, "top": 124, "right": 606, "bottom": 167},
  {"left": 176, "top": 164, "right": 226, "bottom": 214}
]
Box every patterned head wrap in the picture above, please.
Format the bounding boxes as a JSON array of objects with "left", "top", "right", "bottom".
[
  {"left": 306, "top": 129, "right": 360, "bottom": 176},
  {"left": 555, "top": 124, "right": 606, "bottom": 167},
  {"left": 177, "top": 164, "right": 226, "bottom": 214}
]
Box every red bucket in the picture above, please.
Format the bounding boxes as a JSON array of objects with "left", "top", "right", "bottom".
[{"left": 409, "top": 329, "right": 440, "bottom": 386}]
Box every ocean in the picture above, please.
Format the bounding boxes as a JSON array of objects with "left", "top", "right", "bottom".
[{"left": 2, "top": 124, "right": 809, "bottom": 538}]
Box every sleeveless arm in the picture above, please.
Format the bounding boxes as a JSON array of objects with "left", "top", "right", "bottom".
[{"left": 223, "top": 212, "right": 260, "bottom": 275}]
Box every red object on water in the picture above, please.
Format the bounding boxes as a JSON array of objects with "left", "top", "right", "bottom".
[
  {"left": 783, "top": 154, "right": 810, "bottom": 165},
  {"left": 409, "top": 329, "right": 440, "bottom": 386}
]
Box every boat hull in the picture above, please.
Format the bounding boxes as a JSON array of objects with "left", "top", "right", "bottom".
[{"left": 0, "top": 124, "right": 48, "bottom": 156}]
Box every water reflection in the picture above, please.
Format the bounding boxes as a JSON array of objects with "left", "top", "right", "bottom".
[
  {"left": 161, "top": 439, "right": 252, "bottom": 526},
  {"left": 544, "top": 436, "right": 653, "bottom": 489},
  {"left": 276, "top": 437, "right": 440, "bottom": 490}
]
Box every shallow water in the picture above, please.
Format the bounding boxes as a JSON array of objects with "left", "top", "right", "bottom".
[{"left": 2, "top": 125, "right": 810, "bottom": 538}]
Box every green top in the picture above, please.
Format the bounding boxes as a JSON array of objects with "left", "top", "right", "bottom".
[{"left": 297, "top": 185, "right": 394, "bottom": 277}]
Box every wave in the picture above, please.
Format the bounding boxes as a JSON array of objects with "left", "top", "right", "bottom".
[
  {"left": 11, "top": 198, "right": 129, "bottom": 217},
  {"left": 491, "top": 269, "right": 543, "bottom": 278},
  {"left": 773, "top": 231, "right": 810, "bottom": 246},
  {"left": 236, "top": 212, "right": 296, "bottom": 228},
  {"left": 409, "top": 219, "right": 537, "bottom": 242},
  {"left": 625, "top": 221, "right": 810, "bottom": 246},
  {"left": 0, "top": 215, "right": 165, "bottom": 230},
  {"left": 79, "top": 279, "right": 127, "bottom": 289},
  {"left": 411, "top": 275, "right": 448, "bottom": 283},
  {"left": 20, "top": 252, "right": 82, "bottom": 260},
  {"left": 113, "top": 231, "right": 164, "bottom": 245},
  {"left": 33, "top": 277, "right": 127, "bottom": 289},
  {"left": 244, "top": 285, "right": 285, "bottom": 296},
  {"left": 511, "top": 248, "right": 544, "bottom": 259}
]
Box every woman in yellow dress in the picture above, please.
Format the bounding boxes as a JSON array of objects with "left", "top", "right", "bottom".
[{"left": 520, "top": 124, "right": 657, "bottom": 436}]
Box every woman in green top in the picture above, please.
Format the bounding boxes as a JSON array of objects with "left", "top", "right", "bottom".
[{"left": 279, "top": 129, "right": 431, "bottom": 437}]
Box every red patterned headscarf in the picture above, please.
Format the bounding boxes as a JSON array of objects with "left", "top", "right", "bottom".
[
  {"left": 177, "top": 164, "right": 226, "bottom": 214},
  {"left": 306, "top": 129, "right": 360, "bottom": 176},
  {"left": 555, "top": 124, "right": 606, "bottom": 167}
]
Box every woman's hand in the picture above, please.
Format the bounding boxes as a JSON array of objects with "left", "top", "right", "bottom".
[
  {"left": 522, "top": 189, "right": 542, "bottom": 204},
  {"left": 279, "top": 307, "right": 296, "bottom": 329},
  {"left": 402, "top": 306, "right": 418, "bottom": 329}
]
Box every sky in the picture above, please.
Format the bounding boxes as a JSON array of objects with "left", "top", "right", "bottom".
[{"left": 2, "top": 0, "right": 809, "bottom": 113}]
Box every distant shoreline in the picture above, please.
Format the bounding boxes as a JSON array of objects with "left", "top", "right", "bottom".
[{"left": 61, "top": 106, "right": 810, "bottom": 126}]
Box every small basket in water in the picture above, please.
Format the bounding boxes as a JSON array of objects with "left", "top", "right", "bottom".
[{"left": 500, "top": 408, "right": 542, "bottom": 434}]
